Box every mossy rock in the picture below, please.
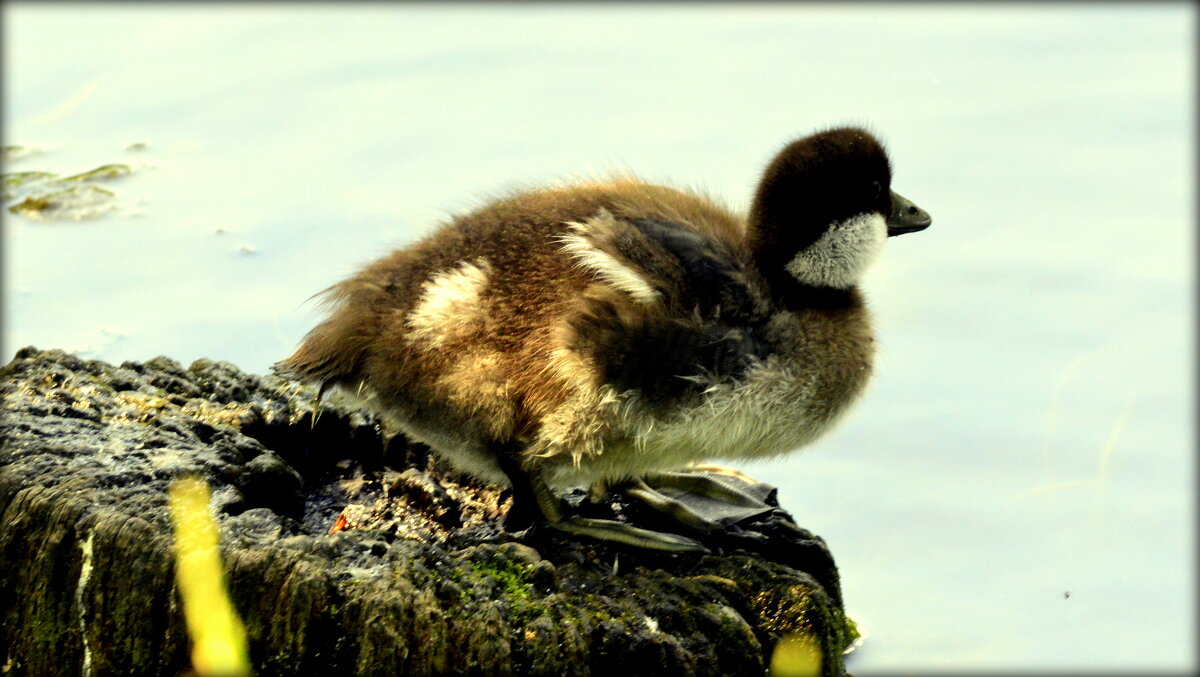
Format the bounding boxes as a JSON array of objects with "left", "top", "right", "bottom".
[{"left": 0, "top": 348, "right": 856, "bottom": 676}]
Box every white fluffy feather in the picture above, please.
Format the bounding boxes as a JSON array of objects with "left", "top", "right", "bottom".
[
  {"left": 407, "top": 258, "right": 492, "bottom": 349},
  {"left": 559, "top": 211, "right": 661, "bottom": 305},
  {"left": 785, "top": 212, "right": 887, "bottom": 288}
]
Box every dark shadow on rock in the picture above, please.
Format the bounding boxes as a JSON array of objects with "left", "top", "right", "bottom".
[{"left": 0, "top": 347, "right": 858, "bottom": 676}]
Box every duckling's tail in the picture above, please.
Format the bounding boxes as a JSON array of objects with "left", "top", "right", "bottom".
[
  {"left": 272, "top": 325, "right": 365, "bottom": 388},
  {"left": 272, "top": 281, "right": 373, "bottom": 388}
]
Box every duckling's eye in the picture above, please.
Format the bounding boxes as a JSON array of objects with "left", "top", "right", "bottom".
[{"left": 869, "top": 180, "right": 883, "bottom": 199}]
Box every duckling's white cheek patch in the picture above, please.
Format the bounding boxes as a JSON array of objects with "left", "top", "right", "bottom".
[
  {"left": 407, "top": 258, "right": 492, "bottom": 349},
  {"left": 785, "top": 213, "right": 887, "bottom": 288},
  {"left": 560, "top": 210, "right": 661, "bottom": 305}
]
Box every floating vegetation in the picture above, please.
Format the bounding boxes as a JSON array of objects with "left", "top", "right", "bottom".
[
  {"left": 3, "top": 149, "right": 135, "bottom": 221},
  {"left": 4, "top": 145, "right": 42, "bottom": 162},
  {"left": 61, "top": 163, "right": 131, "bottom": 183},
  {"left": 2, "top": 171, "right": 58, "bottom": 200},
  {"left": 8, "top": 184, "right": 117, "bottom": 221}
]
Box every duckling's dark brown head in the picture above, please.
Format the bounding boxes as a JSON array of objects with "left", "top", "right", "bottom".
[{"left": 748, "top": 127, "right": 931, "bottom": 292}]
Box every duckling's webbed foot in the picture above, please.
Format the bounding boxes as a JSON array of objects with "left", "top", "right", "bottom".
[
  {"left": 608, "top": 466, "right": 778, "bottom": 537},
  {"left": 492, "top": 441, "right": 708, "bottom": 553},
  {"left": 551, "top": 515, "right": 708, "bottom": 553}
]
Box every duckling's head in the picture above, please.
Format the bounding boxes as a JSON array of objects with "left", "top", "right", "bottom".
[{"left": 748, "top": 126, "right": 931, "bottom": 292}]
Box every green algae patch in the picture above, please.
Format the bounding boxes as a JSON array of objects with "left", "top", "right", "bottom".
[
  {"left": 9, "top": 184, "right": 118, "bottom": 221},
  {"left": 2, "top": 171, "right": 59, "bottom": 204},
  {"left": 469, "top": 557, "right": 535, "bottom": 604},
  {"left": 62, "top": 163, "right": 132, "bottom": 183},
  {"left": 3, "top": 148, "right": 137, "bottom": 222},
  {"left": 3, "top": 171, "right": 58, "bottom": 199},
  {"left": 4, "top": 145, "right": 42, "bottom": 162}
]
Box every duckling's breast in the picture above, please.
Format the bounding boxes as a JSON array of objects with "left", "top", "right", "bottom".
[{"left": 545, "top": 305, "right": 875, "bottom": 487}]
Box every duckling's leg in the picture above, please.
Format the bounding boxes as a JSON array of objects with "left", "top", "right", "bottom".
[
  {"left": 491, "top": 441, "right": 708, "bottom": 553},
  {"left": 608, "top": 467, "right": 775, "bottom": 534}
]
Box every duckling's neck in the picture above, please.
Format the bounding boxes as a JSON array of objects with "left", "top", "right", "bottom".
[
  {"left": 747, "top": 216, "right": 863, "bottom": 311},
  {"left": 768, "top": 275, "right": 860, "bottom": 312}
]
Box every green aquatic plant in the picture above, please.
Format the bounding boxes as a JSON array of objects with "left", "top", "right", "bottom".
[
  {"left": 4, "top": 144, "right": 42, "bottom": 162},
  {"left": 3, "top": 170, "right": 57, "bottom": 198},
  {"left": 3, "top": 145, "right": 135, "bottom": 221},
  {"left": 8, "top": 184, "right": 116, "bottom": 220},
  {"left": 61, "top": 163, "right": 131, "bottom": 182}
]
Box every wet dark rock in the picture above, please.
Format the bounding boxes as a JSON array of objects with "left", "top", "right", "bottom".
[
  {"left": 239, "top": 450, "right": 305, "bottom": 519},
  {"left": 0, "top": 347, "right": 857, "bottom": 676}
]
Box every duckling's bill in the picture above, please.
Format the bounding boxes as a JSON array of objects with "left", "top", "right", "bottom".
[{"left": 887, "top": 191, "right": 932, "bottom": 236}]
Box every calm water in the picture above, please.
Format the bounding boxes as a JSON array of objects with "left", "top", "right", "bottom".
[{"left": 4, "top": 5, "right": 1194, "bottom": 673}]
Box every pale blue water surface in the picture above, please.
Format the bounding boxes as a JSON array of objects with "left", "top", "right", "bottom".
[{"left": 3, "top": 4, "right": 1194, "bottom": 673}]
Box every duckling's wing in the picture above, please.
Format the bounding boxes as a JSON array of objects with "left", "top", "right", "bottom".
[
  {"left": 562, "top": 209, "right": 765, "bottom": 322},
  {"left": 562, "top": 213, "right": 771, "bottom": 406},
  {"left": 626, "top": 217, "right": 765, "bottom": 323},
  {"left": 576, "top": 308, "right": 769, "bottom": 409}
]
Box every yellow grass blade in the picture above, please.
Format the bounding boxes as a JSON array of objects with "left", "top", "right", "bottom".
[{"left": 168, "top": 476, "right": 252, "bottom": 677}]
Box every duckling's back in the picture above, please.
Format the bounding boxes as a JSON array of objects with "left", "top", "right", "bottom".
[{"left": 276, "top": 180, "right": 758, "bottom": 484}]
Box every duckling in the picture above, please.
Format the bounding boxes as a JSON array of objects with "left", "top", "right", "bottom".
[{"left": 276, "top": 126, "right": 930, "bottom": 551}]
